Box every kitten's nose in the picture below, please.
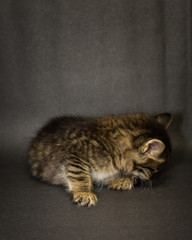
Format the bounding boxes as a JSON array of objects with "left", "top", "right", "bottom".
[
  {"left": 131, "top": 176, "right": 138, "bottom": 185},
  {"left": 132, "top": 176, "right": 142, "bottom": 185},
  {"left": 155, "top": 167, "right": 160, "bottom": 173}
]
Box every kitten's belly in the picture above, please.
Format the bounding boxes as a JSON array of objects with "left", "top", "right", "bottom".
[{"left": 91, "top": 170, "right": 119, "bottom": 182}]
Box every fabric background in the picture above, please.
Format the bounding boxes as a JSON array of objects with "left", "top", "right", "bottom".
[{"left": 0, "top": 1, "right": 192, "bottom": 240}]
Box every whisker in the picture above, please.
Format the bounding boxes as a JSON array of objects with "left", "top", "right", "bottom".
[
  {"left": 148, "top": 180, "right": 151, "bottom": 191},
  {"left": 145, "top": 180, "right": 153, "bottom": 193},
  {"left": 149, "top": 179, "right": 157, "bottom": 194},
  {"left": 147, "top": 180, "right": 150, "bottom": 192},
  {"left": 139, "top": 180, "right": 146, "bottom": 194},
  {"left": 137, "top": 175, "right": 158, "bottom": 195}
]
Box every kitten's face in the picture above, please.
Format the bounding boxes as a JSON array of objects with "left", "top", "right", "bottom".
[{"left": 131, "top": 113, "right": 172, "bottom": 181}]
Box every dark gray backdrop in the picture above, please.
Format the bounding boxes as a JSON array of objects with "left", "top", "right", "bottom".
[
  {"left": 0, "top": 1, "right": 192, "bottom": 240},
  {"left": 1, "top": 0, "right": 192, "bottom": 149}
]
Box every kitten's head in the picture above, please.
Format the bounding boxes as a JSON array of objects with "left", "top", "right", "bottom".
[{"left": 131, "top": 113, "right": 172, "bottom": 181}]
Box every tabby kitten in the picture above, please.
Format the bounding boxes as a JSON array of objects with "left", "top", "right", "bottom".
[{"left": 29, "top": 113, "right": 172, "bottom": 207}]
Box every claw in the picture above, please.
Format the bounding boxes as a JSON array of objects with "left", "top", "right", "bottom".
[{"left": 73, "top": 192, "right": 98, "bottom": 207}]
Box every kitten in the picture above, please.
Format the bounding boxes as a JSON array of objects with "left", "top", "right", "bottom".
[{"left": 28, "top": 113, "right": 172, "bottom": 207}]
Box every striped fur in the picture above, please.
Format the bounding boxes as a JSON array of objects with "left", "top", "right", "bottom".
[{"left": 28, "top": 113, "right": 172, "bottom": 207}]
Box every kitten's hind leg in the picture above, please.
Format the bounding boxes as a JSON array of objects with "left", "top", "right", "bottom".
[
  {"left": 65, "top": 163, "right": 98, "bottom": 207},
  {"left": 51, "top": 165, "right": 68, "bottom": 185}
]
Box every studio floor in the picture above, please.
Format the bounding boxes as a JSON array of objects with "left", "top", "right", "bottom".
[{"left": 1, "top": 147, "right": 192, "bottom": 240}]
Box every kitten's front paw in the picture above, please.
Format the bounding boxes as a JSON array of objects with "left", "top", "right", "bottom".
[
  {"left": 108, "top": 178, "right": 134, "bottom": 191},
  {"left": 73, "top": 192, "right": 98, "bottom": 207}
]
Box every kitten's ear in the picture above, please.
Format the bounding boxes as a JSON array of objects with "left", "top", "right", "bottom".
[
  {"left": 155, "top": 113, "right": 172, "bottom": 129},
  {"left": 140, "top": 139, "right": 165, "bottom": 157}
]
